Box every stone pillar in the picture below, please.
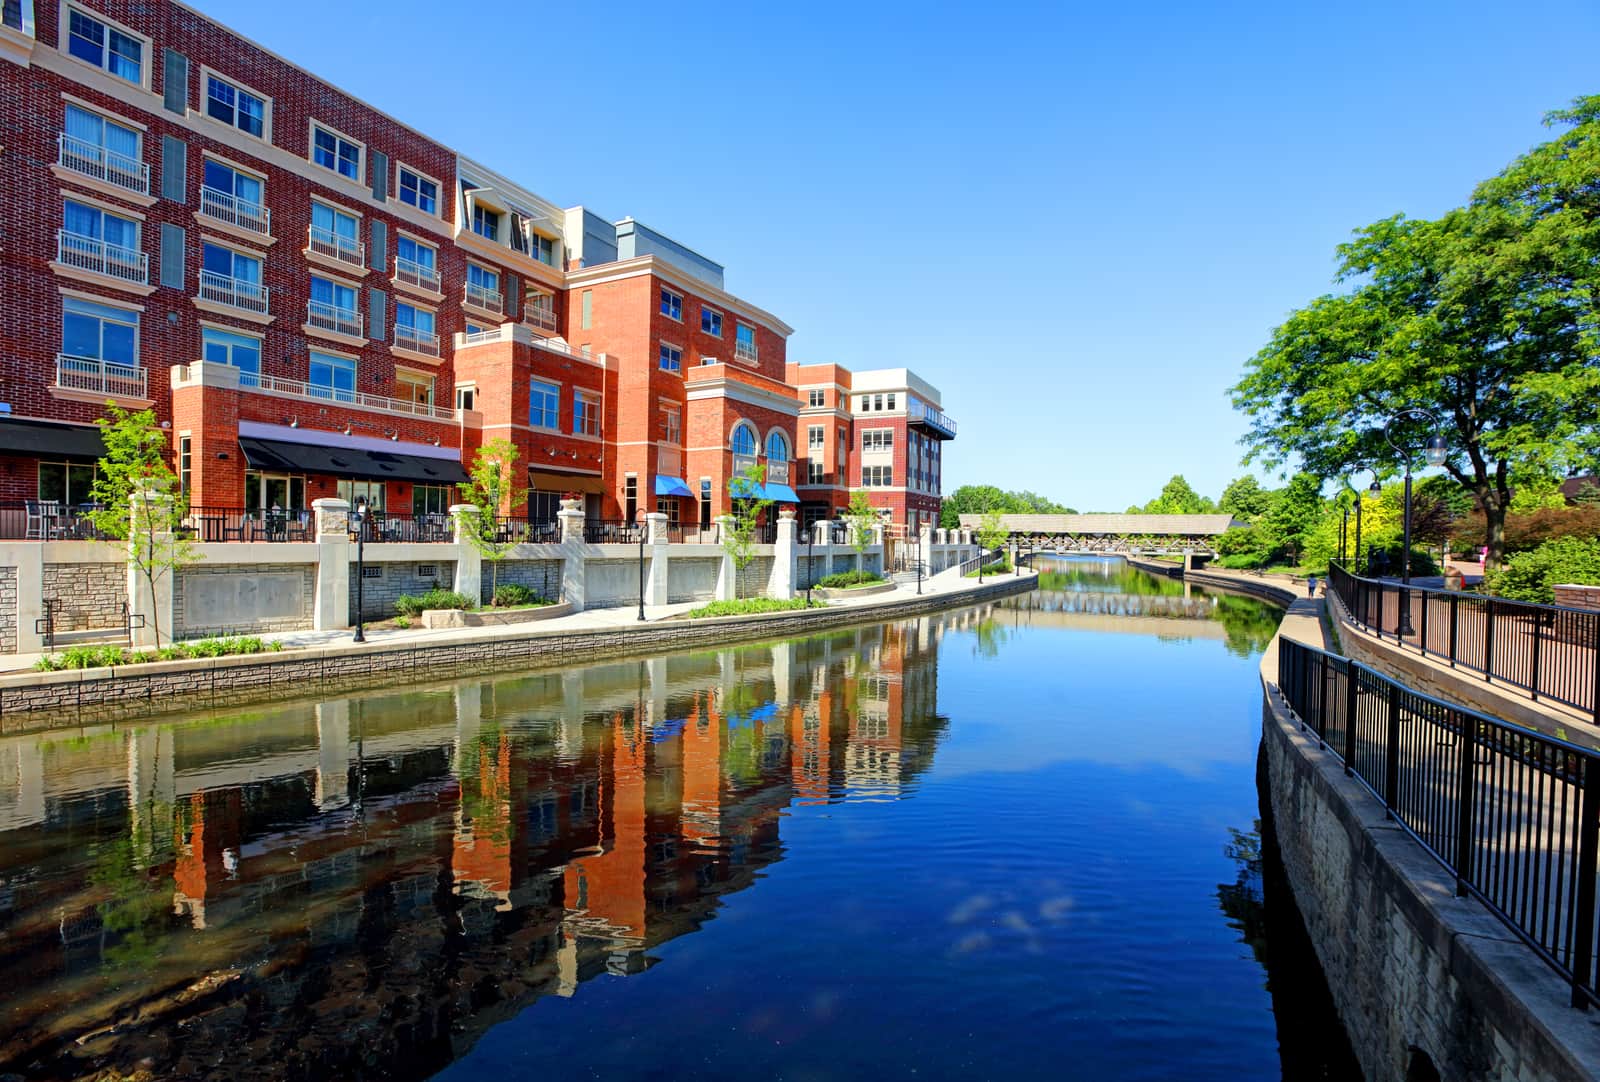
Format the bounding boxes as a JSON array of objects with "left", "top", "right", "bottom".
[
  {"left": 452, "top": 682, "right": 483, "bottom": 776},
  {"left": 559, "top": 671, "right": 585, "bottom": 757},
  {"left": 767, "top": 508, "right": 796, "bottom": 600},
  {"left": 771, "top": 641, "right": 794, "bottom": 707},
  {"left": 127, "top": 490, "right": 175, "bottom": 648},
  {"left": 648, "top": 656, "right": 668, "bottom": 724},
  {"left": 805, "top": 519, "right": 831, "bottom": 589},
  {"left": 315, "top": 701, "right": 351, "bottom": 811},
  {"left": 646, "top": 511, "right": 670, "bottom": 607},
  {"left": 450, "top": 503, "right": 482, "bottom": 605},
  {"left": 920, "top": 522, "right": 935, "bottom": 575},
  {"left": 312, "top": 498, "right": 351, "bottom": 631},
  {"left": 557, "top": 498, "right": 586, "bottom": 612},
  {"left": 714, "top": 514, "right": 737, "bottom": 600},
  {"left": 126, "top": 725, "right": 174, "bottom": 868},
  {"left": 13, "top": 541, "right": 46, "bottom": 654}
]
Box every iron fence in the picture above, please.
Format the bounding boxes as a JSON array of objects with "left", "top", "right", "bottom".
[
  {"left": 1278, "top": 635, "right": 1600, "bottom": 1009},
  {"left": 1328, "top": 563, "right": 1598, "bottom": 723},
  {"left": 188, "top": 507, "right": 315, "bottom": 543},
  {"left": 583, "top": 519, "right": 644, "bottom": 544},
  {"left": 958, "top": 548, "right": 1005, "bottom": 576}
]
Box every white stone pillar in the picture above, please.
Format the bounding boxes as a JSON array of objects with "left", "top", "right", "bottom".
[
  {"left": 771, "top": 641, "right": 794, "bottom": 707},
  {"left": 558, "top": 498, "right": 587, "bottom": 612},
  {"left": 767, "top": 508, "right": 797, "bottom": 600},
  {"left": 450, "top": 503, "right": 482, "bottom": 605},
  {"left": 646, "top": 511, "right": 670, "bottom": 607},
  {"left": 127, "top": 490, "right": 175, "bottom": 648},
  {"left": 312, "top": 498, "right": 351, "bottom": 631},
  {"left": 648, "top": 656, "right": 668, "bottom": 724},
  {"left": 13, "top": 541, "right": 46, "bottom": 654},
  {"left": 919, "top": 522, "right": 934, "bottom": 576},
  {"left": 714, "top": 514, "right": 737, "bottom": 600},
  {"left": 452, "top": 682, "right": 483, "bottom": 776}
]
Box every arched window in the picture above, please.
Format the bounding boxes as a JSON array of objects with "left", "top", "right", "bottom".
[
  {"left": 765, "top": 430, "right": 790, "bottom": 462},
  {"left": 730, "top": 423, "right": 757, "bottom": 456}
]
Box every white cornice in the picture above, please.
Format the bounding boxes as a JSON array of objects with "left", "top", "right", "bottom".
[
  {"left": 685, "top": 378, "right": 800, "bottom": 417},
  {"left": 567, "top": 256, "right": 794, "bottom": 338}
]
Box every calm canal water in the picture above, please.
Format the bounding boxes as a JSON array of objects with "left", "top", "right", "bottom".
[{"left": 0, "top": 557, "right": 1360, "bottom": 1081}]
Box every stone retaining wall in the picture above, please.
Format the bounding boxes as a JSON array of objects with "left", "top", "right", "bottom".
[
  {"left": 0, "top": 576, "right": 1035, "bottom": 732},
  {"left": 41, "top": 563, "right": 122, "bottom": 631},
  {"left": 479, "top": 559, "right": 561, "bottom": 605},
  {"left": 0, "top": 568, "right": 14, "bottom": 653},
  {"left": 348, "top": 560, "right": 457, "bottom": 620},
  {"left": 175, "top": 563, "right": 316, "bottom": 639},
  {"left": 737, "top": 556, "right": 775, "bottom": 599},
  {"left": 667, "top": 557, "right": 720, "bottom": 604}
]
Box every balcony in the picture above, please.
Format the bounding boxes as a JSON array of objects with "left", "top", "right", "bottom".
[
  {"left": 735, "top": 340, "right": 758, "bottom": 363},
  {"left": 910, "top": 402, "right": 958, "bottom": 439},
  {"left": 198, "top": 269, "right": 270, "bottom": 315},
  {"left": 307, "top": 299, "right": 362, "bottom": 339},
  {"left": 526, "top": 306, "right": 558, "bottom": 332},
  {"left": 234, "top": 370, "right": 456, "bottom": 421},
  {"left": 56, "top": 230, "right": 147, "bottom": 284},
  {"left": 394, "top": 256, "right": 440, "bottom": 293},
  {"left": 57, "top": 133, "right": 149, "bottom": 196},
  {"left": 306, "top": 225, "right": 364, "bottom": 268},
  {"left": 199, "top": 185, "right": 271, "bottom": 236},
  {"left": 464, "top": 281, "right": 503, "bottom": 315},
  {"left": 394, "top": 323, "right": 440, "bottom": 357},
  {"left": 56, "top": 353, "right": 147, "bottom": 400}
]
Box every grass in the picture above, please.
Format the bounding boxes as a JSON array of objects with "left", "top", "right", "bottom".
[
  {"left": 964, "top": 560, "right": 1013, "bottom": 577},
  {"left": 816, "top": 569, "right": 885, "bottom": 589},
  {"left": 687, "top": 597, "right": 827, "bottom": 619},
  {"left": 35, "top": 636, "right": 284, "bottom": 671}
]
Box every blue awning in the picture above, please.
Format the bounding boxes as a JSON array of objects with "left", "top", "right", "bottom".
[
  {"left": 654, "top": 475, "right": 693, "bottom": 498},
  {"left": 764, "top": 483, "right": 801, "bottom": 504}
]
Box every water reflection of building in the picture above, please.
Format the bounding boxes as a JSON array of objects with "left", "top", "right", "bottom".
[{"left": 0, "top": 617, "right": 960, "bottom": 1080}]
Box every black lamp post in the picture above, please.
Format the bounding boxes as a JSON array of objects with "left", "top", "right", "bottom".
[
  {"left": 636, "top": 508, "right": 647, "bottom": 622},
  {"left": 1344, "top": 467, "right": 1376, "bottom": 574},
  {"left": 1384, "top": 409, "right": 1448, "bottom": 635},
  {"left": 352, "top": 495, "right": 367, "bottom": 643}
]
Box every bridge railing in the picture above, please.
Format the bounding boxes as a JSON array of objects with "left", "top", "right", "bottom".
[
  {"left": 958, "top": 548, "right": 1006, "bottom": 576},
  {"left": 1327, "top": 562, "right": 1598, "bottom": 725},
  {"left": 1278, "top": 635, "right": 1600, "bottom": 1009}
]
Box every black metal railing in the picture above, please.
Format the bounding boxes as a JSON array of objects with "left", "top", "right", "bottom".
[
  {"left": 958, "top": 548, "right": 1005, "bottom": 576},
  {"left": 1278, "top": 635, "right": 1600, "bottom": 1009},
  {"left": 1328, "top": 563, "right": 1599, "bottom": 724},
  {"left": 189, "top": 506, "right": 315, "bottom": 542},
  {"left": 663, "top": 523, "right": 720, "bottom": 544},
  {"left": 583, "top": 519, "right": 644, "bottom": 544},
  {"left": 347, "top": 510, "right": 454, "bottom": 544},
  {"left": 0, "top": 500, "right": 114, "bottom": 540}
]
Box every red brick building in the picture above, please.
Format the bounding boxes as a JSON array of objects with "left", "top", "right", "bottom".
[{"left": 0, "top": 0, "right": 829, "bottom": 534}]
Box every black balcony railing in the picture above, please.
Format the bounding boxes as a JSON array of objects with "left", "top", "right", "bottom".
[
  {"left": 1278, "top": 635, "right": 1600, "bottom": 1009},
  {"left": 583, "top": 519, "right": 644, "bottom": 544},
  {"left": 187, "top": 507, "right": 314, "bottom": 543},
  {"left": 1328, "top": 563, "right": 1598, "bottom": 724},
  {"left": 348, "top": 510, "right": 454, "bottom": 544}
]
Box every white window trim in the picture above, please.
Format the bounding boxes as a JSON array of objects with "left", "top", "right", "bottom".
[
  {"left": 62, "top": 188, "right": 146, "bottom": 222},
  {"left": 63, "top": 292, "right": 142, "bottom": 361},
  {"left": 393, "top": 161, "right": 443, "bottom": 217},
  {"left": 310, "top": 195, "right": 364, "bottom": 224},
  {"left": 660, "top": 287, "right": 683, "bottom": 322},
  {"left": 199, "top": 232, "right": 267, "bottom": 263},
  {"left": 198, "top": 319, "right": 264, "bottom": 344},
  {"left": 307, "top": 118, "right": 365, "bottom": 185},
  {"left": 201, "top": 149, "right": 267, "bottom": 186},
  {"left": 60, "top": 2, "right": 151, "bottom": 90},
  {"left": 529, "top": 377, "right": 562, "bottom": 431},
  {"left": 198, "top": 65, "right": 273, "bottom": 143},
  {"left": 700, "top": 305, "right": 723, "bottom": 336},
  {"left": 60, "top": 91, "right": 147, "bottom": 132},
  {"left": 58, "top": 284, "right": 144, "bottom": 311}
]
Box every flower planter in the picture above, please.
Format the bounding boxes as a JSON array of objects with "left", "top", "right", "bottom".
[
  {"left": 813, "top": 581, "right": 896, "bottom": 600},
  {"left": 420, "top": 602, "right": 571, "bottom": 629}
]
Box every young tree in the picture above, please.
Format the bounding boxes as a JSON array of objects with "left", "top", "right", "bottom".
[
  {"left": 721, "top": 463, "right": 774, "bottom": 598},
  {"left": 977, "top": 509, "right": 1009, "bottom": 566},
  {"left": 460, "top": 438, "right": 527, "bottom": 600},
  {"left": 844, "top": 488, "right": 879, "bottom": 564},
  {"left": 87, "top": 405, "right": 197, "bottom": 647}
]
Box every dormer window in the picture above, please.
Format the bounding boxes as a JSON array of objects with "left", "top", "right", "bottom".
[{"left": 472, "top": 203, "right": 500, "bottom": 242}]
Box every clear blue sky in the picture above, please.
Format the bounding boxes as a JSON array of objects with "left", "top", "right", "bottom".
[{"left": 201, "top": 0, "right": 1600, "bottom": 511}]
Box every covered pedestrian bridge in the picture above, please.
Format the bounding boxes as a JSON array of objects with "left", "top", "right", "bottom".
[{"left": 955, "top": 514, "right": 1241, "bottom": 556}]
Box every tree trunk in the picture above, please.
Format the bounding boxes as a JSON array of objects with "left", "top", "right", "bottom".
[
  {"left": 146, "top": 568, "right": 161, "bottom": 648},
  {"left": 1483, "top": 501, "right": 1506, "bottom": 571}
]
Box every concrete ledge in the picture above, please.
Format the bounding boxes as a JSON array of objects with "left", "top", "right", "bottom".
[
  {"left": 421, "top": 603, "right": 572, "bottom": 629},
  {"left": 0, "top": 575, "right": 1036, "bottom": 733},
  {"left": 813, "top": 581, "right": 896, "bottom": 600}
]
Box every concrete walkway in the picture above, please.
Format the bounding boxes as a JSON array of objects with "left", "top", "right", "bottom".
[{"left": 5, "top": 565, "right": 1021, "bottom": 675}]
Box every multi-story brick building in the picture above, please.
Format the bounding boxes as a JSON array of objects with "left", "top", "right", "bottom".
[
  {"left": 788, "top": 362, "right": 955, "bottom": 534},
  {"left": 0, "top": 0, "right": 830, "bottom": 536}
]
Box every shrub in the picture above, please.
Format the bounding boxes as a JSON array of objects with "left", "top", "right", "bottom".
[
  {"left": 964, "top": 560, "right": 1012, "bottom": 577},
  {"left": 1216, "top": 552, "right": 1268, "bottom": 570},
  {"left": 687, "top": 597, "right": 826, "bottom": 619},
  {"left": 394, "top": 615, "right": 411, "bottom": 629},
  {"left": 395, "top": 588, "right": 476, "bottom": 616},
  {"left": 1362, "top": 545, "right": 1440, "bottom": 578},
  {"left": 186, "top": 639, "right": 228, "bottom": 658},
  {"left": 1486, "top": 536, "right": 1600, "bottom": 604},
  {"left": 816, "top": 570, "right": 884, "bottom": 589},
  {"left": 492, "top": 583, "right": 547, "bottom": 607}
]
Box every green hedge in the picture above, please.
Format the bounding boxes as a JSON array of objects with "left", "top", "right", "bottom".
[
  {"left": 35, "top": 636, "right": 283, "bottom": 671},
  {"left": 964, "top": 560, "right": 1012, "bottom": 577},
  {"left": 687, "top": 597, "right": 826, "bottom": 619},
  {"left": 816, "top": 569, "right": 884, "bottom": 589},
  {"left": 491, "top": 583, "right": 550, "bottom": 608},
  {"left": 395, "top": 588, "right": 477, "bottom": 616}
]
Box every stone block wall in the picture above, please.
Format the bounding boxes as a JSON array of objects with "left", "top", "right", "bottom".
[
  {"left": 737, "top": 556, "right": 775, "bottom": 599},
  {"left": 0, "top": 567, "right": 15, "bottom": 653},
  {"left": 584, "top": 559, "right": 645, "bottom": 610},
  {"left": 41, "top": 563, "right": 122, "bottom": 631},
  {"left": 668, "top": 558, "right": 720, "bottom": 604},
  {"left": 175, "top": 563, "right": 315, "bottom": 639},
  {"left": 479, "top": 559, "right": 562, "bottom": 605},
  {"left": 349, "top": 560, "right": 458, "bottom": 620}
]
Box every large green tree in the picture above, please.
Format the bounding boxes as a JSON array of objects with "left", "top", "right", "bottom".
[
  {"left": 1218, "top": 476, "right": 1273, "bottom": 522},
  {"left": 939, "top": 485, "right": 1075, "bottom": 528},
  {"left": 1232, "top": 98, "right": 1600, "bottom": 568}
]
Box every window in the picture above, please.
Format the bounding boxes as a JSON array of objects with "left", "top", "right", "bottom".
[
  {"left": 455, "top": 385, "right": 476, "bottom": 411},
  {"left": 310, "top": 275, "right": 358, "bottom": 321},
  {"left": 472, "top": 203, "right": 500, "bottom": 241},
  {"left": 624, "top": 475, "right": 637, "bottom": 523},
  {"left": 67, "top": 8, "right": 142, "bottom": 85},
  {"left": 466, "top": 263, "right": 501, "bottom": 310},
  {"left": 309, "top": 350, "right": 356, "bottom": 401},
  {"left": 574, "top": 389, "right": 600, "bottom": 437},
  {"left": 413, "top": 485, "right": 450, "bottom": 516},
  {"left": 765, "top": 431, "right": 790, "bottom": 462},
  {"left": 533, "top": 233, "right": 556, "bottom": 266},
  {"left": 529, "top": 490, "right": 560, "bottom": 525},
  {"left": 656, "top": 496, "right": 680, "bottom": 525},
  {"left": 311, "top": 123, "right": 361, "bottom": 181},
  {"left": 730, "top": 423, "right": 757, "bottom": 457},
  {"left": 397, "top": 167, "right": 438, "bottom": 214},
  {"left": 661, "top": 405, "right": 681, "bottom": 444},
  {"left": 178, "top": 436, "right": 192, "bottom": 496},
  {"left": 862, "top": 465, "right": 894, "bottom": 487},
  {"left": 62, "top": 297, "right": 137, "bottom": 365},
  {"left": 735, "top": 323, "right": 757, "bottom": 361},
  {"left": 862, "top": 429, "right": 893, "bottom": 452},
  {"left": 660, "top": 288, "right": 682, "bottom": 321},
  {"left": 337, "top": 479, "right": 384, "bottom": 511},
  {"left": 394, "top": 302, "right": 436, "bottom": 352},
  {"left": 201, "top": 159, "right": 266, "bottom": 227},
  {"left": 396, "top": 370, "right": 434, "bottom": 407},
  {"left": 3, "top": 1, "right": 24, "bottom": 31},
  {"left": 530, "top": 379, "right": 559, "bottom": 429},
  {"left": 700, "top": 479, "right": 712, "bottom": 530},
  {"left": 201, "top": 327, "right": 261, "bottom": 385},
  {"left": 201, "top": 242, "right": 262, "bottom": 294},
  {"left": 808, "top": 425, "right": 824, "bottom": 449},
  {"left": 39, "top": 462, "right": 97, "bottom": 505},
  {"left": 62, "top": 105, "right": 141, "bottom": 188},
  {"left": 887, "top": 393, "right": 897, "bottom": 411},
  {"left": 309, "top": 201, "right": 361, "bottom": 263},
  {"left": 701, "top": 307, "right": 722, "bottom": 337},
  {"left": 808, "top": 389, "right": 824, "bottom": 408},
  {"left": 581, "top": 290, "right": 593, "bottom": 329},
  {"left": 206, "top": 74, "right": 266, "bottom": 138},
  {"left": 808, "top": 460, "right": 824, "bottom": 484},
  {"left": 395, "top": 235, "right": 438, "bottom": 289},
  {"left": 61, "top": 198, "right": 140, "bottom": 274},
  {"left": 527, "top": 290, "right": 556, "bottom": 329},
  {"left": 659, "top": 343, "right": 682, "bottom": 372}
]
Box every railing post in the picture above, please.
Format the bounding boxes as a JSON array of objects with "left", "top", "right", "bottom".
[
  {"left": 1570, "top": 757, "right": 1600, "bottom": 1009},
  {"left": 1449, "top": 593, "right": 1459, "bottom": 668},
  {"left": 1454, "top": 713, "right": 1475, "bottom": 897},
  {"left": 1384, "top": 682, "right": 1402, "bottom": 819},
  {"left": 1531, "top": 611, "right": 1544, "bottom": 702},
  {"left": 1420, "top": 588, "right": 1429, "bottom": 658},
  {"left": 1484, "top": 601, "right": 1496, "bottom": 685},
  {"left": 1592, "top": 613, "right": 1599, "bottom": 728},
  {"left": 1344, "top": 661, "right": 1358, "bottom": 776},
  {"left": 1318, "top": 652, "right": 1329, "bottom": 747}
]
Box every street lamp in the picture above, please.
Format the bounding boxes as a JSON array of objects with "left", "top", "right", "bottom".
[
  {"left": 1384, "top": 409, "right": 1448, "bottom": 635},
  {"left": 636, "top": 507, "right": 647, "bottom": 622},
  {"left": 1344, "top": 466, "right": 1377, "bottom": 574},
  {"left": 352, "top": 495, "right": 367, "bottom": 643}
]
